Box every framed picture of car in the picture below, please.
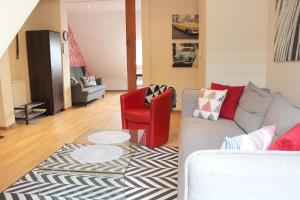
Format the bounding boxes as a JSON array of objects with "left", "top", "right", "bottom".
[
  {"left": 172, "top": 14, "right": 199, "bottom": 40},
  {"left": 172, "top": 43, "right": 199, "bottom": 68}
]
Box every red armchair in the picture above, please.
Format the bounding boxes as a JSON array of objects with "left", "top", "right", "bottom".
[{"left": 120, "top": 87, "right": 173, "bottom": 148}]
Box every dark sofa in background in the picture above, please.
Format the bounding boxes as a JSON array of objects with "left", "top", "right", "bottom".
[{"left": 70, "top": 67, "right": 106, "bottom": 106}]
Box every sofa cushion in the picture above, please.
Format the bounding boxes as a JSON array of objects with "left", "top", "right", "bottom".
[
  {"left": 211, "top": 83, "right": 245, "bottom": 120},
  {"left": 179, "top": 118, "right": 245, "bottom": 158},
  {"left": 263, "top": 93, "right": 300, "bottom": 136},
  {"left": 82, "top": 85, "right": 105, "bottom": 95},
  {"left": 193, "top": 88, "right": 227, "bottom": 121},
  {"left": 81, "top": 76, "right": 97, "bottom": 87},
  {"left": 269, "top": 123, "right": 300, "bottom": 151},
  {"left": 70, "top": 77, "right": 78, "bottom": 85},
  {"left": 124, "top": 108, "right": 150, "bottom": 124},
  {"left": 234, "top": 82, "right": 273, "bottom": 133},
  {"left": 221, "top": 125, "right": 275, "bottom": 150}
]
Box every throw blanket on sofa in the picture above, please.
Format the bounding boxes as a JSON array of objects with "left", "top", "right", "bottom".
[{"left": 144, "top": 84, "right": 177, "bottom": 108}]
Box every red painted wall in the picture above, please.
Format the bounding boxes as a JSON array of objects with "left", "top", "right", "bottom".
[{"left": 68, "top": 24, "right": 86, "bottom": 67}]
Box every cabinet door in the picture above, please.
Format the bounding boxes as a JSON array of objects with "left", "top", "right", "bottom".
[
  {"left": 49, "top": 32, "right": 64, "bottom": 114},
  {"left": 26, "top": 31, "right": 53, "bottom": 113}
]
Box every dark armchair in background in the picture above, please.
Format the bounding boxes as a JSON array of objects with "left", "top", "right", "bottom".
[{"left": 70, "top": 67, "right": 106, "bottom": 106}]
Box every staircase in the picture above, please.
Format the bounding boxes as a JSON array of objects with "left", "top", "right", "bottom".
[{"left": 0, "top": 0, "right": 39, "bottom": 58}]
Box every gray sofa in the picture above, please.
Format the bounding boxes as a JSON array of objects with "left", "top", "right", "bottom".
[
  {"left": 178, "top": 83, "right": 300, "bottom": 200},
  {"left": 70, "top": 67, "right": 106, "bottom": 106}
]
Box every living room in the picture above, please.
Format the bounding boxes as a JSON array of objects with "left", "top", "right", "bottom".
[{"left": 0, "top": 0, "right": 300, "bottom": 199}]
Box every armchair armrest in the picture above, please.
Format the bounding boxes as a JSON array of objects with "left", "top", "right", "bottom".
[
  {"left": 120, "top": 87, "right": 148, "bottom": 129},
  {"left": 182, "top": 88, "right": 201, "bottom": 118},
  {"left": 150, "top": 88, "right": 173, "bottom": 115},
  {"left": 148, "top": 89, "right": 173, "bottom": 145},
  {"left": 95, "top": 77, "right": 102, "bottom": 85},
  {"left": 185, "top": 150, "right": 300, "bottom": 200}
]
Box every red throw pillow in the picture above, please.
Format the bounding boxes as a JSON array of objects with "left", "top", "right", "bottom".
[
  {"left": 211, "top": 83, "right": 245, "bottom": 120},
  {"left": 269, "top": 123, "right": 300, "bottom": 151}
]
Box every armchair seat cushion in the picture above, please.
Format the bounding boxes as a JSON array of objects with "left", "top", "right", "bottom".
[
  {"left": 124, "top": 108, "right": 150, "bottom": 124},
  {"left": 82, "top": 85, "right": 106, "bottom": 95}
]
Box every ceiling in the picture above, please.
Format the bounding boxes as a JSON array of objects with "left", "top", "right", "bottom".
[{"left": 61, "top": 0, "right": 141, "bottom": 12}]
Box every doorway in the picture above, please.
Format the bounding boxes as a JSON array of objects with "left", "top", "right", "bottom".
[{"left": 63, "top": 0, "right": 142, "bottom": 91}]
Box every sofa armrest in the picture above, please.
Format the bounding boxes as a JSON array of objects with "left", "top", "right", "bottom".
[
  {"left": 71, "top": 82, "right": 83, "bottom": 92},
  {"left": 182, "top": 89, "right": 200, "bottom": 118},
  {"left": 185, "top": 150, "right": 300, "bottom": 200},
  {"left": 96, "top": 77, "right": 102, "bottom": 85}
]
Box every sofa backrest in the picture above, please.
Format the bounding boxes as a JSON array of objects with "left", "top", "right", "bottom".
[
  {"left": 181, "top": 89, "right": 200, "bottom": 118},
  {"left": 234, "top": 82, "right": 300, "bottom": 136},
  {"left": 263, "top": 93, "right": 300, "bottom": 137},
  {"left": 70, "top": 67, "right": 85, "bottom": 82},
  {"left": 181, "top": 83, "right": 300, "bottom": 137}
]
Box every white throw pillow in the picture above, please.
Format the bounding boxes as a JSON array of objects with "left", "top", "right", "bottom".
[
  {"left": 81, "top": 76, "right": 97, "bottom": 87},
  {"left": 193, "top": 88, "right": 227, "bottom": 120},
  {"left": 221, "top": 125, "right": 276, "bottom": 150}
]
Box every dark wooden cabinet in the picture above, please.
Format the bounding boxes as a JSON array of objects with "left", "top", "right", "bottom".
[{"left": 26, "top": 30, "right": 64, "bottom": 115}]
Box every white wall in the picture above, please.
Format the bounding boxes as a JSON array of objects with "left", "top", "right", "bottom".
[
  {"left": 68, "top": 10, "right": 132, "bottom": 90},
  {"left": 0, "top": 51, "right": 15, "bottom": 127},
  {"left": 142, "top": 0, "right": 202, "bottom": 110},
  {"left": 266, "top": 0, "right": 300, "bottom": 101},
  {"left": 0, "top": 0, "right": 39, "bottom": 58},
  {"left": 8, "top": 0, "right": 72, "bottom": 109},
  {"left": 61, "top": 5, "right": 72, "bottom": 109},
  {"left": 205, "top": 0, "right": 269, "bottom": 87}
]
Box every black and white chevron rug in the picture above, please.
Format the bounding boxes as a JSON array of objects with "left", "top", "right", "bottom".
[{"left": 0, "top": 144, "right": 178, "bottom": 200}]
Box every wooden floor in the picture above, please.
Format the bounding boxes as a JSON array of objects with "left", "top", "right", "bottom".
[{"left": 0, "top": 91, "right": 180, "bottom": 192}]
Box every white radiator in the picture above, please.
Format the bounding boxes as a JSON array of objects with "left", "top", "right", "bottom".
[{"left": 11, "top": 80, "right": 27, "bottom": 107}]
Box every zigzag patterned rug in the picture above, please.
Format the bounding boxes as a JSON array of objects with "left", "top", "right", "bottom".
[{"left": 0, "top": 144, "right": 178, "bottom": 200}]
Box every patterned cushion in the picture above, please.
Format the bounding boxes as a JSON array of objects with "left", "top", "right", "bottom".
[
  {"left": 193, "top": 89, "right": 227, "bottom": 121},
  {"left": 80, "top": 76, "right": 97, "bottom": 87},
  {"left": 144, "top": 84, "right": 160, "bottom": 105},
  {"left": 144, "top": 84, "right": 170, "bottom": 105},
  {"left": 221, "top": 125, "right": 276, "bottom": 150},
  {"left": 234, "top": 82, "right": 274, "bottom": 133},
  {"left": 70, "top": 77, "right": 78, "bottom": 85},
  {"left": 159, "top": 85, "right": 168, "bottom": 94}
]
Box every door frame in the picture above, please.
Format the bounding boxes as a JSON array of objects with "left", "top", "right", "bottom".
[{"left": 125, "top": 0, "right": 137, "bottom": 91}]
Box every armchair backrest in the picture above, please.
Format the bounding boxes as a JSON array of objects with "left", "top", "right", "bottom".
[
  {"left": 150, "top": 88, "right": 173, "bottom": 110},
  {"left": 70, "top": 66, "right": 86, "bottom": 82}
]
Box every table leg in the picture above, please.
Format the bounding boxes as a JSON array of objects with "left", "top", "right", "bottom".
[{"left": 25, "top": 105, "right": 29, "bottom": 125}]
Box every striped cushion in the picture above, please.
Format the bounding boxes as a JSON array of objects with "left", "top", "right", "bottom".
[{"left": 221, "top": 125, "right": 276, "bottom": 150}]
